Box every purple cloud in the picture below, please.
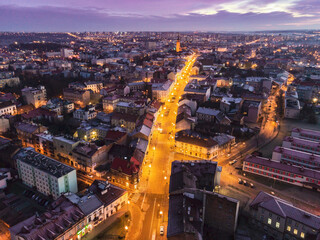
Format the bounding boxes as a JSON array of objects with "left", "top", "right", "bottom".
[{"left": 0, "top": 3, "right": 319, "bottom": 31}]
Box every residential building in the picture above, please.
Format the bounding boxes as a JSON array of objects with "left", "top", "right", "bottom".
[
  {"left": 73, "top": 105, "right": 97, "bottom": 121},
  {"left": 250, "top": 191, "right": 320, "bottom": 240},
  {"left": 152, "top": 80, "right": 173, "bottom": 102},
  {"left": 34, "top": 132, "right": 54, "bottom": 158},
  {"left": 10, "top": 196, "right": 86, "bottom": 240},
  {"left": 88, "top": 180, "right": 128, "bottom": 219},
  {"left": 170, "top": 160, "right": 222, "bottom": 192},
  {"left": 53, "top": 136, "right": 80, "bottom": 166},
  {"left": 243, "top": 155, "right": 320, "bottom": 191},
  {"left": 284, "top": 90, "right": 301, "bottom": 119},
  {"left": 111, "top": 112, "right": 140, "bottom": 132},
  {"left": 15, "top": 122, "right": 47, "bottom": 147},
  {"left": 175, "top": 131, "right": 219, "bottom": 160},
  {"left": 64, "top": 192, "right": 105, "bottom": 228},
  {"left": 291, "top": 128, "right": 320, "bottom": 142},
  {"left": 102, "top": 95, "right": 119, "bottom": 113},
  {"left": 14, "top": 148, "right": 78, "bottom": 199},
  {"left": 242, "top": 100, "right": 262, "bottom": 123},
  {"left": 272, "top": 146, "right": 320, "bottom": 170},
  {"left": 282, "top": 136, "right": 320, "bottom": 156},
  {"left": 63, "top": 88, "right": 90, "bottom": 108},
  {"left": 21, "top": 86, "right": 47, "bottom": 108},
  {"left": 71, "top": 143, "right": 109, "bottom": 173},
  {"left": 168, "top": 189, "right": 239, "bottom": 240},
  {"left": 0, "top": 101, "right": 17, "bottom": 116},
  {"left": 196, "top": 107, "right": 231, "bottom": 125},
  {"left": 84, "top": 81, "right": 103, "bottom": 93}
]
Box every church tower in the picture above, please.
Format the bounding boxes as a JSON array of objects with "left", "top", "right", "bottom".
[{"left": 176, "top": 34, "right": 181, "bottom": 53}]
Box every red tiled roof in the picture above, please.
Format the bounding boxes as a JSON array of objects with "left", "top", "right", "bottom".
[
  {"left": 110, "top": 157, "right": 140, "bottom": 175},
  {"left": 105, "top": 130, "right": 127, "bottom": 141},
  {"left": 22, "top": 108, "right": 57, "bottom": 119}
]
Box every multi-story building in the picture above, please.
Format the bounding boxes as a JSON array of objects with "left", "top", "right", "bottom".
[
  {"left": 170, "top": 160, "right": 222, "bottom": 192},
  {"left": 272, "top": 146, "right": 320, "bottom": 170},
  {"left": 65, "top": 192, "right": 105, "bottom": 229},
  {"left": 53, "top": 136, "right": 80, "bottom": 166},
  {"left": 250, "top": 191, "right": 320, "bottom": 240},
  {"left": 88, "top": 180, "right": 128, "bottom": 219},
  {"left": 10, "top": 196, "right": 86, "bottom": 240},
  {"left": 84, "top": 81, "right": 103, "bottom": 93},
  {"left": 102, "top": 95, "right": 119, "bottom": 113},
  {"left": 21, "top": 86, "right": 47, "bottom": 108},
  {"left": 291, "top": 128, "right": 320, "bottom": 142},
  {"left": 243, "top": 155, "right": 320, "bottom": 191},
  {"left": 111, "top": 112, "right": 140, "bottom": 132},
  {"left": 73, "top": 105, "right": 97, "bottom": 121},
  {"left": 71, "top": 143, "right": 109, "bottom": 173},
  {"left": 115, "top": 101, "right": 145, "bottom": 116},
  {"left": 282, "top": 136, "right": 320, "bottom": 156},
  {"left": 14, "top": 148, "right": 78, "bottom": 199},
  {"left": 34, "top": 132, "right": 55, "bottom": 158},
  {"left": 63, "top": 88, "right": 90, "bottom": 108},
  {"left": 175, "top": 131, "right": 219, "bottom": 160},
  {"left": 196, "top": 107, "right": 231, "bottom": 125},
  {"left": 151, "top": 80, "right": 173, "bottom": 102},
  {"left": 15, "top": 122, "right": 47, "bottom": 147},
  {"left": 0, "top": 101, "right": 17, "bottom": 116}
]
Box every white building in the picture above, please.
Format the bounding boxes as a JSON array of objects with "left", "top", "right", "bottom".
[
  {"left": 73, "top": 105, "right": 97, "bottom": 121},
  {"left": 15, "top": 148, "right": 78, "bottom": 199},
  {"left": 0, "top": 101, "right": 17, "bottom": 116},
  {"left": 21, "top": 85, "right": 47, "bottom": 108}
]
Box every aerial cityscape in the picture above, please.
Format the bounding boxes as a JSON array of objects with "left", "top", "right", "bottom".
[{"left": 0, "top": 1, "right": 320, "bottom": 240}]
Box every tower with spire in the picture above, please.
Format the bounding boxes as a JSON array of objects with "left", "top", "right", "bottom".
[{"left": 176, "top": 33, "right": 181, "bottom": 53}]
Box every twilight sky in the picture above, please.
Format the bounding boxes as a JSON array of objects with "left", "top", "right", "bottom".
[{"left": 0, "top": 0, "right": 320, "bottom": 31}]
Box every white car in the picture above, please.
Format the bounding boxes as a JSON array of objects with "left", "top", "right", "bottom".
[{"left": 160, "top": 226, "right": 164, "bottom": 235}]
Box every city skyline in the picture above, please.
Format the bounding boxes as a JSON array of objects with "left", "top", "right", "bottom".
[{"left": 1, "top": 0, "right": 320, "bottom": 31}]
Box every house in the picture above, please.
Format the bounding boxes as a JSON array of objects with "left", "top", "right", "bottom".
[{"left": 242, "top": 100, "right": 262, "bottom": 123}]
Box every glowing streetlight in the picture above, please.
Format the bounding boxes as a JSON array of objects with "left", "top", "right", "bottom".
[{"left": 125, "top": 225, "right": 128, "bottom": 231}]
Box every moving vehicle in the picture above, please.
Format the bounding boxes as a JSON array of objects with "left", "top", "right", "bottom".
[{"left": 160, "top": 226, "right": 164, "bottom": 235}]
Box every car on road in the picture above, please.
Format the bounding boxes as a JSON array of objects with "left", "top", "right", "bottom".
[
  {"left": 238, "top": 178, "right": 243, "bottom": 184},
  {"left": 160, "top": 226, "right": 164, "bottom": 235},
  {"left": 250, "top": 183, "right": 254, "bottom": 188},
  {"left": 229, "top": 159, "right": 237, "bottom": 165},
  {"left": 243, "top": 180, "right": 248, "bottom": 186}
]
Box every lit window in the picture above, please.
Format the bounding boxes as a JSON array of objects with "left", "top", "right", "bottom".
[
  {"left": 287, "top": 226, "right": 291, "bottom": 231},
  {"left": 276, "top": 222, "right": 280, "bottom": 228},
  {"left": 268, "top": 218, "right": 272, "bottom": 225},
  {"left": 293, "top": 229, "right": 298, "bottom": 235},
  {"left": 301, "top": 232, "right": 305, "bottom": 238}
]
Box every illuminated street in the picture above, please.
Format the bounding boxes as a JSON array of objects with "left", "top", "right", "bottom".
[{"left": 126, "top": 54, "right": 198, "bottom": 240}]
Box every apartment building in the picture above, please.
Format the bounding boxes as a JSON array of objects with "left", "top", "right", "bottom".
[
  {"left": 21, "top": 86, "right": 47, "bottom": 108},
  {"left": 250, "top": 191, "right": 320, "bottom": 240},
  {"left": 14, "top": 148, "right": 78, "bottom": 199}
]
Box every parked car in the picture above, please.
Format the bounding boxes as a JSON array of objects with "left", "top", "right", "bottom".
[{"left": 238, "top": 178, "right": 243, "bottom": 184}]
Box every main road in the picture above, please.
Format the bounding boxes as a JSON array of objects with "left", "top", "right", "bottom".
[{"left": 131, "top": 54, "right": 198, "bottom": 240}]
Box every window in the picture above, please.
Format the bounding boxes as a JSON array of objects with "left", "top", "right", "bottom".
[
  {"left": 287, "top": 226, "right": 291, "bottom": 232},
  {"left": 301, "top": 232, "right": 305, "bottom": 239},
  {"left": 268, "top": 218, "right": 272, "bottom": 225},
  {"left": 293, "top": 229, "right": 298, "bottom": 235},
  {"left": 276, "top": 222, "right": 280, "bottom": 228}
]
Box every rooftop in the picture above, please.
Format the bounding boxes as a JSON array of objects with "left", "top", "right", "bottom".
[{"left": 14, "top": 148, "right": 75, "bottom": 178}]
